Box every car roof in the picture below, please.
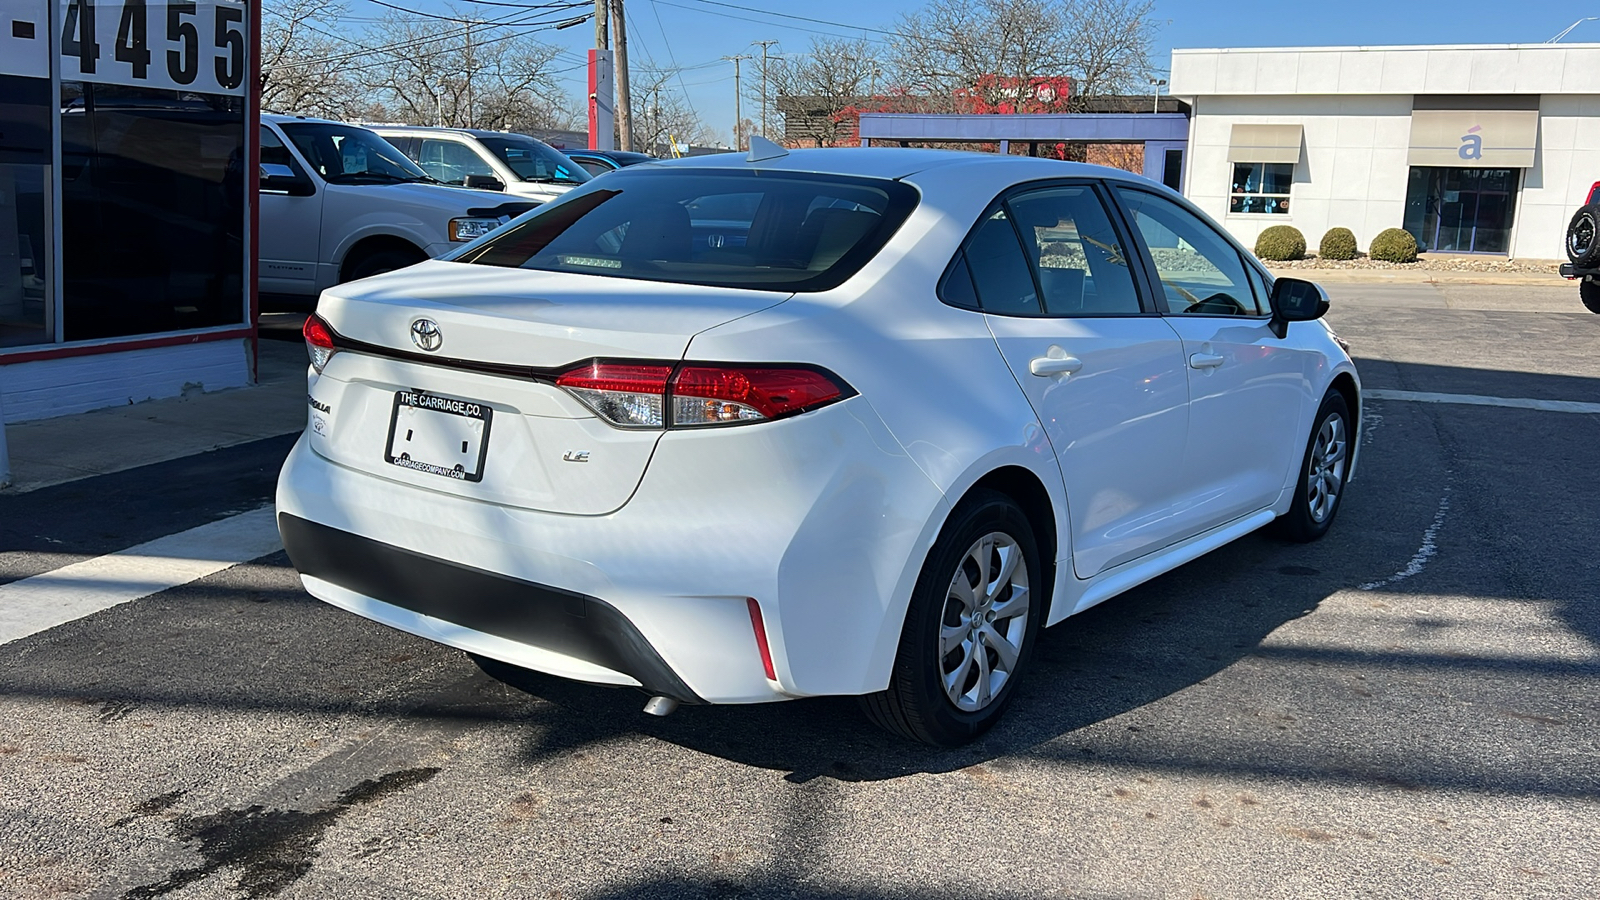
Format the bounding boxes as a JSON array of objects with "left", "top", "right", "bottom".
[
  {"left": 645, "top": 147, "right": 1148, "bottom": 183},
  {"left": 567, "top": 149, "right": 656, "bottom": 162},
  {"left": 365, "top": 124, "right": 538, "bottom": 140},
  {"left": 262, "top": 113, "right": 351, "bottom": 126}
]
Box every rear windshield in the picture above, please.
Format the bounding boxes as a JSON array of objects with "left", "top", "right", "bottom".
[{"left": 451, "top": 169, "right": 920, "bottom": 292}]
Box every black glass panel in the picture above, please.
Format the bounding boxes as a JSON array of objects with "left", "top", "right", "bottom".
[
  {"left": 1402, "top": 166, "right": 1518, "bottom": 254},
  {"left": 60, "top": 83, "right": 245, "bottom": 341},
  {"left": 0, "top": 74, "right": 52, "bottom": 348}
]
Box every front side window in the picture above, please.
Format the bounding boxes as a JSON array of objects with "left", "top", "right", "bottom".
[
  {"left": 1229, "top": 162, "right": 1292, "bottom": 215},
  {"left": 1116, "top": 188, "right": 1264, "bottom": 317},
  {"left": 454, "top": 169, "right": 918, "bottom": 292},
  {"left": 279, "top": 123, "right": 431, "bottom": 185},
  {"left": 479, "top": 137, "right": 589, "bottom": 186}
]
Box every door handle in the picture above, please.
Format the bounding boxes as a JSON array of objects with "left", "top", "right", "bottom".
[
  {"left": 1189, "top": 352, "right": 1225, "bottom": 370},
  {"left": 1029, "top": 355, "right": 1084, "bottom": 377}
]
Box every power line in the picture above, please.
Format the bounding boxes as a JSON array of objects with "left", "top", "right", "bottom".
[{"left": 649, "top": 0, "right": 886, "bottom": 42}]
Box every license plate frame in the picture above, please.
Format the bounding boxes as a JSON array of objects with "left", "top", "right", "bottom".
[{"left": 384, "top": 390, "right": 494, "bottom": 483}]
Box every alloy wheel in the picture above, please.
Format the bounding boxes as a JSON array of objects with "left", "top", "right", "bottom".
[
  {"left": 939, "top": 532, "right": 1030, "bottom": 712},
  {"left": 1571, "top": 213, "right": 1596, "bottom": 258},
  {"left": 1306, "top": 414, "right": 1348, "bottom": 524}
]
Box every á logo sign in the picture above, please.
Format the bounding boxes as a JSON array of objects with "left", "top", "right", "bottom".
[{"left": 1459, "top": 125, "right": 1484, "bottom": 161}]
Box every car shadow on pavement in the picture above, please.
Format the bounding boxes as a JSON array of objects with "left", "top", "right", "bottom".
[{"left": 491, "top": 529, "right": 1376, "bottom": 782}]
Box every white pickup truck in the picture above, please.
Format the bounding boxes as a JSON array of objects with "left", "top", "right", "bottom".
[{"left": 259, "top": 114, "right": 535, "bottom": 302}]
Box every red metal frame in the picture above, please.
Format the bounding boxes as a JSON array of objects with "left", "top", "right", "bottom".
[{"left": 0, "top": 327, "right": 255, "bottom": 365}]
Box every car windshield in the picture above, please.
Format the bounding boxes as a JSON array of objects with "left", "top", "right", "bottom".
[
  {"left": 452, "top": 169, "right": 919, "bottom": 292},
  {"left": 279, "top": 122, "right": 432, "bottom": 184},
  {"left": 479, "top": 136, "right": 590, "bottom": 185}
]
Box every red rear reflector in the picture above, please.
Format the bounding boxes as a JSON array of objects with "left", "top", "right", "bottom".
[
  {"left": 302, "top": 315, "right": 335, "bottom": 349},
  {"left": 747, "top": 598, "right": 776, "bottom": 681},
  {"left": 672, "top": 365, "right": 845, "bottom": 421}
]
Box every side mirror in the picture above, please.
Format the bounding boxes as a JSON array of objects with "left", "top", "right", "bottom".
[
  {"left": 260, "top": 163, "right": 314, "bottom": 197},
  {"left": 464, "top": 174, "right": 506, "bottom": 192},
  {"left": 1269, "top": 277, "right": 1329, "bottom": 338}
]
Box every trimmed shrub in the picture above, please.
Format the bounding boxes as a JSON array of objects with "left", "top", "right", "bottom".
[
  {"left": 1319, "top": 227, "right": 1359, "bottom": 261},
  {"left": 1369, "top": 227, "right": 1419, "bottom": 263},
  {"left": 1254, "top": 225, "right": 1306, "bottom": 261}
]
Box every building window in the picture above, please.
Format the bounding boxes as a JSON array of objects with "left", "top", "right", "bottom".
[{"left": 1229, "top": 162, "right": 1292, "bottom": 215}]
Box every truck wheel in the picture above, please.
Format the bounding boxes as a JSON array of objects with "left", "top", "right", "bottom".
[
  {"left": 1583, "top": 280, "right": 1600, "bottom": 314},
  {"left": 1566, "top": 205, "right": 1600, "bottom": 268},
  {"left": 344, "top": 246, "right": 425, "bottom": 283}
]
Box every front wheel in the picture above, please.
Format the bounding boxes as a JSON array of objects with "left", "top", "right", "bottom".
[
  {"left": 1276, "top": 391, "right": 1352, "bottom": 542},
  {"left": 861, "top": 490, "right": 1043, "bottom": 746}
]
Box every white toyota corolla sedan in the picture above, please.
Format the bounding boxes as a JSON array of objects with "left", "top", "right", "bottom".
[{"left": 277, "top": 141, "right": 1359, "bottom": 746}]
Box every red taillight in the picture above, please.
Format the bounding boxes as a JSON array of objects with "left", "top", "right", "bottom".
[
  {"left": 747, "top": 598, "right": 776, "bottom": 681},
  {"left": 553, "top": 361, "right": 851, "bottom": 429},
  {"left": 302, "top": 315, "right": 336, "bottom": 374},
  {"left": 555, "top": 362, "right": 673, "bottom": 428},
  {"left": 670, "top": 365, "right": 846, "bottom": 426}
]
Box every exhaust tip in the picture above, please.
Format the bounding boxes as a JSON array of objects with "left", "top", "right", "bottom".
[{"left": 642, "top": 696, "right": 679, "bottom": 717}]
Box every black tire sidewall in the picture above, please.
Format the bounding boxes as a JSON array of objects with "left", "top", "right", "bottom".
[
  {"left": 1568, "top": 205, "right": 1600, "bottom": 267},
  {"left": 346, "top": 248, "right": 424, "bottom": 283},
  {"left": 1280, "top": 391, "right": 1352, "bottom": 542},
  {"left": 893, "top": 491, "right": 1044, "bottom": 746},
  {"left": 1581, "top": 280, "right": 1600, "bottom": 315}
]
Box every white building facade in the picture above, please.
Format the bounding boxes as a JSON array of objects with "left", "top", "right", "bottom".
[{"left": 1170, "top": 44, "right": 1600, "bottom": 260}]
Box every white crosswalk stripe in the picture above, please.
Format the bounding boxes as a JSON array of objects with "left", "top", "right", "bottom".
[
  {"left": 1364, "top": 389, "right": 1600, "bottom": 414},
  {"left": 0, "top": 506, "right": 282, "bottom": 646}
]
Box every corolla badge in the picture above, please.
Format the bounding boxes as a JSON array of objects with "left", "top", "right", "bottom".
[{"left": 410, "top": 318, "right": 443, "bottom": 352}]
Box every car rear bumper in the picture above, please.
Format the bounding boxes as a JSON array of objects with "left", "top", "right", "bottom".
[
  {"left": 279, "top": 512, "right": 702, "bottom": 702},
  {"left": 275, "top": 396, "right": 949, "bottom": 704},
  {"left": 1560, "top": 262, "right": 1591, "bottom": 280}
]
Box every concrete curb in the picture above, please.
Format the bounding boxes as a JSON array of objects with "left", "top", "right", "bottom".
[{"left": 1266, "top": 268, "right": 1567, "bottom": 287}]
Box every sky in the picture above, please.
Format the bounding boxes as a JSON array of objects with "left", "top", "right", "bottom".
[{"left": 388, "top": 0, "right": 1586, "bottom": 146}]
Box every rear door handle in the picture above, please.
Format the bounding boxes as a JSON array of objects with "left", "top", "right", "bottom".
[
  {"left": 1189, "top": 352, "right": 1225, "bottom": 370},
  {"left": 1029, "top": 356, "right": 1084, "bottom": 377}
]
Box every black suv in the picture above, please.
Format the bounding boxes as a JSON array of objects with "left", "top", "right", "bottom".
[{"left": 1560, "top": 182, "right": 1600, "bottom": 312}]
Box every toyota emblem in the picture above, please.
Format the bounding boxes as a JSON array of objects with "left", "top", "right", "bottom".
[{"left": 410, "top": 318, "right": 442, "bottom": 352}]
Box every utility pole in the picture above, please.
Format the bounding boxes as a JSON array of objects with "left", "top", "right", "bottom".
[
  {"left": 594, "top": 0, "right": 608, "bottom": 50},
  {"left": 611, "top": 0, "right": 633, "bottom": 152},
  {"left": 465, "top": 20, "right": 475, "bottom": 128},
  {"left": 723, "top": 54, "right": 751, "bottom": 150},
  {"left": 752, "top": 40, "right": 777, "bottom": 140}
]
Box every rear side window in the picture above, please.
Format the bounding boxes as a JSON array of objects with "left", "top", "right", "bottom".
[
  {"left": 961, "top": 208, "right": 1039, "bottom": 315},
  {"left": 454, "top": 169, "right": 919, "bottom": 292}
]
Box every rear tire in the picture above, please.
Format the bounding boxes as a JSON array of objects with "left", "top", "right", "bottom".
[
  {"left": 1582, "top": 279, "right": 1600, "bottom": 314},
  {"left": 1567, "top": 205, "right": 1600, "bottom": 268},
  {"left": 344, "top": 246, "right": 426, "bottom": 283},
  {"left": 1276, "top": 391, "right": 1351, "bottom": 543},
  {"left": 861, "top": 490, "right": 1043, "bottom": 746}
]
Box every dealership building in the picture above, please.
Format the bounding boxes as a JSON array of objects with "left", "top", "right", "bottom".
[{"left": 1169, "top": 43, "right": 1600, "bottom": 259}]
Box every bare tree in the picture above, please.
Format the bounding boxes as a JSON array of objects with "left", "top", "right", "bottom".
[
  {"left": 260, "top": 0, "right": 364, "bottom": 117},
  {"left": 358, "top": 5, "right": 569, "bottom": 131},
  {"left": 1064, "top": 0, "right": 1160, "bottom": 101},
  {"left": 891, "top": 0, "right": 1156, "bottom": 110},
  {"left": 769, "top": 37, "right": 882, "bottom": 147},
  {"left": 634, "top": 66, "right": 716, "bottom": 155}
]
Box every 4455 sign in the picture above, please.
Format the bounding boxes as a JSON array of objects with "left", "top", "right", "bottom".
[{"left": 59, "top": 0, "right": 248, "bottom": 97}]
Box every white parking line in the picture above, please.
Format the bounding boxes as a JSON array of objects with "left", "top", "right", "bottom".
[
  {"left": 0, "top": 506, "right": 282, "bottom": 646},
  {"left": 1365, "top": 389, "right": 1600, "bottom": 414}
]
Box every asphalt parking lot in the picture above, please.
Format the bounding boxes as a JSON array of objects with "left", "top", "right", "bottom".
[{"left": 2, "top": 283, "right": 1596, "bottom": 900}]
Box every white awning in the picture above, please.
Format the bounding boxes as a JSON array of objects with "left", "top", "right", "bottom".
[
  {"left": 1227, "top": 124, "right": 1303, "bottom": 164},
  {"left": 1408, "top": 109, "right": 1538, "bottom": 168}
]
